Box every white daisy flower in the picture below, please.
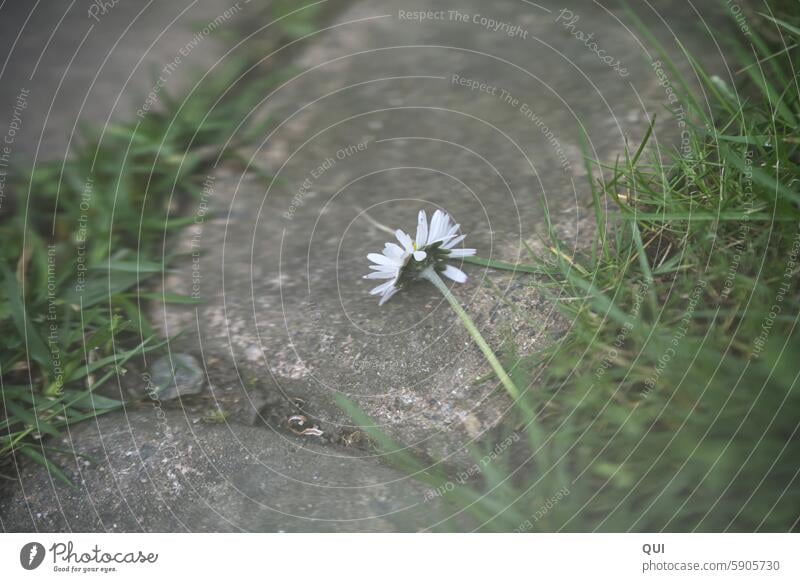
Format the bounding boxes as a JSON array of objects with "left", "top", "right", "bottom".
[
  {"left": 363, "top": 209, "right": 521, "bottom": 400},
  {"left": 364, "top": 209, "right": 476, "bottom": 305}
]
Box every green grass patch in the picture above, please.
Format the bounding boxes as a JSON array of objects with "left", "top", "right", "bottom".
[{"left": 0, "top": 58, "right": 276, "bottom": 482}]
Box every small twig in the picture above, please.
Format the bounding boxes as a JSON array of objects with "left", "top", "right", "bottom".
[{"left": 358, "top": 208, "right": 396, "bottom": 236}]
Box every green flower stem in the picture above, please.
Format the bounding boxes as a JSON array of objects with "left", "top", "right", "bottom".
[{"left": 421, "top": 266, "right": 520, "bottom": 400}]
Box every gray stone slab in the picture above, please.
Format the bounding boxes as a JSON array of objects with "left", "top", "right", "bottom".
[{"left": 0, "top": 410, "right": 430, "bottom": 532}]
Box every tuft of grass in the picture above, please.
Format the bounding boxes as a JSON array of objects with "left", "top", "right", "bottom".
[
  {"left": 0, "top": 58, "right": 276, "bottom": 483},
  {"left": 340, "top": 7, "right": 800, "bottom": 531},
  {"left": 216, "top": 0, "right": 336, "bottom": 62}
]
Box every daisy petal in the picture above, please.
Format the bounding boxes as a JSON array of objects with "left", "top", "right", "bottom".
[
  {"left": 429, "top": 210, "right": 444, "bottom": 242},
  {"left": 370, "top": 280, "right": 395, "bottom": 295},
  {"left": 413, "top": 250, "right": 427, "bottom": 261},
  {"left": 442, "top": 234, "right": 465, "bottom": 249},
  {"left": 395, "top": 229, "right": 414, "bottom": 253},
  {"left": 416, "top": 210, "right": 429, "bottom": 247},
  {"left": 378, "top": 287, "right": 399, "bottom": 305},
  {"left": 437, "top": 233, "right": 458, "bottom": 246},
  {"left": 447, "top": 248, "right": 476, "bottom": 257},
  {"left": 383, "top": 242, "right": 405, "bottom": 259},
  {"left": 368, "top": 252, "right": 400, "bottom": 266},
  {"left": 364, "top": 271, "right": 397, "bottom": 279},
  {"left": 442, "top": 264, "right": 468, "bottom": 283}
]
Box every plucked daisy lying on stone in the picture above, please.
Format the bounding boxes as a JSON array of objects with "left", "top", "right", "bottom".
[
  {"left": 364, "top": 209, "right": 476, "bottom": 305},
  {"left": 363, "top": 208, "right": 520, "bottom": 400}
]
